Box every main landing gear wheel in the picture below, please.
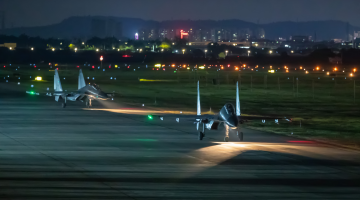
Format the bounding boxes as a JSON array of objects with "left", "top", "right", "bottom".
[
  {"left": 237, "top": 132, "right": 244, "bottom": 141},
  {"left": 224, "top": 136, "right": 229, "bottom": 142},
  {"left": 62, "top": 103, "right": 66, "bottom": 108},
  {"left": 198, "top": 132, "right": 205, "bottom": 140}
]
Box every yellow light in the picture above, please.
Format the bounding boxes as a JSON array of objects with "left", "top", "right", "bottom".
[
  {"left": 243, "top": 64, "right": 246, "bottom": 67},
  {"left": 316, "top": 66, "right": 320, "bottom": 70},
  {"left": 350, "top": 73, "right": 353, "bottom": 77},
  {"left": 115, "top": 65, "right": 118, "bottom": 68},
  {"left": 300, "top": 66, "right": 303, "bottom": 70},
  {"left": 221, "top": 66, "right": 224, "bottom": 69},
  {"left": 96, "top": 49, "right": 99, "bottom": 52},
  {"left": 255, "top": 65, "right": 258, "bottom": 68},
  {"left": 154, "top": 64, "right": 161, "bottom": 68},
  {"left": 52, "top": 48, "right": 55, "bottom": 51},
  {"left": 183, "top": 65, "right": 186, "bottom": 68},
  {"left": 199, "top": 66, "right": 205, "bottom": 69},
  {"left": 187, "top": 67, "right": 190, "bottom": 70},
  {"left": 171, "top": 64, "right": 175, "bottom": 67},
  {"left": 305, "top": 71, "right": 309, "bottom": 74},
  {"left": 334, "top": 67, "right": 338, "bottom": 71},
  {"left": 286, "top": 69, "right": 289, "bottom": 73},
  {"left": 235, "top": 67, "right": 239, "bottom": 70},
  {"left": 284, "top": 66, "right": 287, "bottom": 69},
  {"left": 270, "top": 66, "right": 272, "bottom": 69},
  {"left": 353, "top": 68, "right": 357, "bottom": 72},
  {"left": 268, "top": 70, "right": 275, "bottom": 73},
  {"left": 35, "top": 76, "right": 42, "bottom": 81},
  {"left": 326, "top": 72, "right": 330, "bottom": 75}
]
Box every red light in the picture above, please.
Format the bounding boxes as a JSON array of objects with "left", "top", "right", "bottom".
[
  {"left": 34, "top": 66, "right": 36, "bottom": 68},
  {"left": 3, "top": 66, "right": 5, "bottom": 68},
  {"left": 228, "top": 64, "right": 230, "bottom": 67},
  {"left": 109, "top": 66, "right": 111, "bottom": 68},
  {"left": 163, "top": 68, "right": 165, "bottom": 71},
  {"left": 127, "top": 66, "right": 130, "bottom": 68},
  {"left": 122, "top": 55, "right": 132, "bottom": 58},
  {"left": 156, "top": 68, "right": 159, "bottom": 71},
  {"left": 92, "top": 66, "right": 94, "bottom": 69},
  {"left": 56, "top": 68, "right": 58, "bottom": 70},
  {"left": 152, "top": 68, "right": 154, "bottom": 70},
  {"left": 77, "top": 66, "right": 79, "bottom": 68}
]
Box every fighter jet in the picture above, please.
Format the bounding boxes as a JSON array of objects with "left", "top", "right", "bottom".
[
  {"left": 193, "top": 81, "right": 290, "bottom": 142},
  {"left": 27, "top": 69, "right": 111, "bottom": 108},
  {"left": 156, "top": 81, "right": 290, "bottom": 142}
]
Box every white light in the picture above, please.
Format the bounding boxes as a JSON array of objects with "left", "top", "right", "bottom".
[
  {"left": 103, "top": 69, "right": 105, "bottom": 71},
  {"left": 110, "top": 77, "right": 113, "bottom": 79},
  {"left": 18, "top": 82, "right": 20, "bottom": 85},
  {"left": 92, "top": 77, "right": 95, "bottom": 80},
  {"left": 31, "top": 85, "right": 34, "bottom": 87},
  {"left": 87, "top": 76, "right": 89, "bottom": 79}
]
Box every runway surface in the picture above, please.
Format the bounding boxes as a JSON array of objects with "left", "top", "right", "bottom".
[{"left": 0, "top": 83, "right": 360, "bottom": 199}]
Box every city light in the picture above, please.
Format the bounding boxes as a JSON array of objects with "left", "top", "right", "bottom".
[
  {"left": 199, "top": 66, "right": 205, "bottom": 69},
  {"left": 305, "top": 71, "right": 309, "bottom": 74},
  {"left": 269, "top": 50, "right": 272, "bottom": 54},
  {"left": 31, "top": 47, "right": 34, "bottom": 51},
  {"left": 52, "top": 48, "right": 55, "bottom": 51},
  {"left": 334, "top": 67, "right": 338, "bottom": 71},
  {"left": 350, "top": 73, "right": 354, "bottom": 77},
  {"left": 291, "top": 50, "right": 294, "bottom": 53},
  {"left": 316, "top": 66, "right": 320, "bottom": 70},
  {"left": 35, "top": 76, "right": 42, "bottom": 81},
  {"left": 182, "top": 49, "right": 185, "bottom": 54},
  {"left": 100, "top": 56, "right": 103, "bottom": 61},
  {"left": 96, "top": 49, "right": 99, "bottom": 52},
  {"left": 353, "top": 68, "right": 357, "bottom": 73},
  {"left": 155, "top": 64, "right": 161, "bottom": 68},
  {"left": 268, "top": 70, "right": 275, "bottom": 73},
  {"left": 82, "top": 42, "right": 85, "bottom": 45},
  {"left": 235, "top": 67, "right": 239, "bottom": 70},
  {"left": 74, "top": 48, "right": 77, "bottom": 52},
  {"left": 300, "top": 66, "right": 303, "bottom": 70},
  {"left": 326, "top": 72, "right": 330, "bottom": 75}
]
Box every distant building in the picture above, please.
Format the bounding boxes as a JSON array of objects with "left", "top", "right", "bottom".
[
  {"left": 91, "top": 18, "right": 122, "bottom": 38},
  {"left": 290, "top": 36, "right": 311, "bottom": 42}
]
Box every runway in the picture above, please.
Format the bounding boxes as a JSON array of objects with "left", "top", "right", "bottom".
[{"left": 0, "top": 83, "right": 360, "bottom": 199}]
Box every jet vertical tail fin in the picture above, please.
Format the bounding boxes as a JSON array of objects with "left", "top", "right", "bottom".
[
  {"left": 236, "top": 81, "right": 241, "bottom": 116},
  {"left": 54, "top": 69, "right": 63, "bottom": 92},
  {"left": 78, "top": 69, "right": 86, "bottom": 90},
  {"left": 197, "top": 81, "right": 201, "bottom": 116}
]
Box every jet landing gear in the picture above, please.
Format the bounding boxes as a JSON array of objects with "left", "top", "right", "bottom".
[
  {"left": 86, "top": 99, "right": 92, "bottom": 108},
  {"left": 198, "top": 132, "right": 205, "bottom": 140},
  {"left": 237, "top": 127, "right": 244, "bottom": 141},
  {"left": 62, "top": 98, "right": 67, "bottom": 108},
  {"left": 237, "top": 131, "right": 244, "bottom": 141},
  {"left": 198, "top": 122, "right": 205, "bottom": 140}
]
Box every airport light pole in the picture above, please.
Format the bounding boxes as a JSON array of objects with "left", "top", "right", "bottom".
[{"left": 204, "top": 49, "right": 207, "bottom": 58}]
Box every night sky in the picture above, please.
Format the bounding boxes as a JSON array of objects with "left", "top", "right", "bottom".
[{"left": 1, "top": 0, "right": 360, "bottom": 28}]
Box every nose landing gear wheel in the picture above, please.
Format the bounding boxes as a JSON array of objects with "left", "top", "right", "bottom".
[
  {"left": 237, "top": 132, "right": 244, "bottom": 141},
  {"left": 62, "top": 103, "right": 66, "bottom": 108},
  {"left": 224, "top": 136, "right": 229, "bottom": 142},
  {"left": 198, "top": 132, "right": 205, "bottom": 140}
]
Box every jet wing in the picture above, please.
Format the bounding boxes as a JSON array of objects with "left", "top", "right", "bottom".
[{"left": 238, "top": 115, "right": 292, "bottom": 123}]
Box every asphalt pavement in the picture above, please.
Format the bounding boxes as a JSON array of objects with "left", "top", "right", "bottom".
[{"left": 0, "top": 83, "right": 359, "bottom": 200}]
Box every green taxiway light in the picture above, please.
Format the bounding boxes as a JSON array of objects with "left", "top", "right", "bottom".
[
  {"left": 30, "top": 91, "right": 35, "bottom": 95},
  {"left": 148, "top": 115, "right": 153, "bottom": 120}
]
